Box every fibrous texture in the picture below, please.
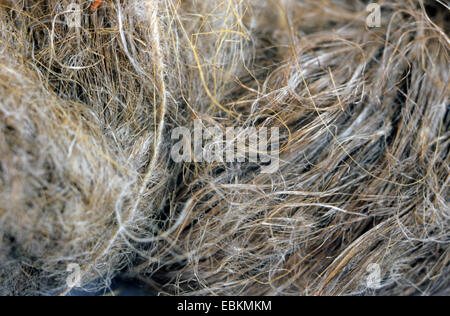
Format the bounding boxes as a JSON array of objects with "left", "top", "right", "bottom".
[{"left": 0, "top": 0, "right": 448, "bottom": 296}]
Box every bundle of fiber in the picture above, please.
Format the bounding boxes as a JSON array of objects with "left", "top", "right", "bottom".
[
  {"left": 0, "top": 0, "right": 172, "bottom": 295},
  {"left": 133, "top": 0, "right": 449, "bottom": 295},
  {"left": 0, "top": 50, "right": 136, "bottom": 295},
  {"left": 0, "top": 0, "right": 448, "bottom": 296},
  {"left": 0, "top": 0, "right": 254, "bottom": 295}
]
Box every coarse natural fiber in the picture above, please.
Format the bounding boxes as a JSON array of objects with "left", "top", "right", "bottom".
[{"left": 0, "top": 0, "right": 448, "bottom": 296}]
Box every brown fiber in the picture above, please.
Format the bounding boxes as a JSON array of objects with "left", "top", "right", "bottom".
[{"left": 0, "top": 0, "right": 448, "bottom": 296}]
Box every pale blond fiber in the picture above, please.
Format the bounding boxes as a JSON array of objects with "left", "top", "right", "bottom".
[{"left": 0, "top": 0, "right": 448, "bottom": 296}]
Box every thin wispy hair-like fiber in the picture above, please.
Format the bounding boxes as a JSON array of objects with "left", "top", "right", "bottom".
[{"left": 0, "top": 0, "right": 448, "bottom": 296}]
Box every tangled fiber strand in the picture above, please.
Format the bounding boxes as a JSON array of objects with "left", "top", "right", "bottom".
[
  {"left": 0, "top": 0, "right": 174, "bottom": 295},
  {"left": 0, "top": 50, "right": 135, "bottom": 294},
  {"left": 0, "top": 0, "right": 448, "bottom": 296},
  {"left": 0, "top": 0, "right": 255, "bottom": 295},
  {"left": 134, "top": 0, "right": 450, "bottom": 296}
]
